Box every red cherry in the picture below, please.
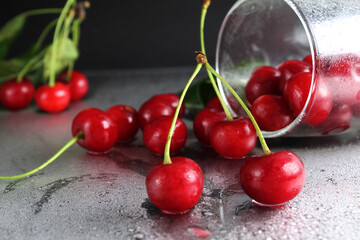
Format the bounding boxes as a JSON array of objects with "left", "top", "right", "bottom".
[
  {"left": 317, "top": 104, "right": 353, "bottom": 135},
  {"left": 278, "top": 60, "right": 312, "bottom": 92},
  {"left": 151, "top": 93, "right": 185, "bottom": 117},
  {"left": 0, "top": 78, "right": 35, "bottom": 110},
  {"left": 138, "top": 97, "right": 175, "bottom": 129},
  {"left": 72, "top": 108, "right": 119, "bottom": 154},
  {"left": 250, "top": 95, "right": 294, "bottom": 131},
  {"left": 283, "top": 72, "right": 333, "bottom": 126},
  {"left": 302, "top": 55, "right": 313, "bottom": 66},
  {"left": 146, "top": 157, "right": 203, "bottom": 214},
  {"left": 106, "top": 105, "right": 140, "bottom": 142},
  {"left": 324, "top": 54, "right": 360, "bottom": 76},
  {"left": 142, "top": 116, "right": 187, "bottom": 155},
  {"left": 57, "top": 70, "right": 89, "bottom": 101},
  {"left": 205, "top": 97, "right": 223, "bottom": 109},
  {"left": 245, "top": 66, "right": 281, "bottom": 105},
  {"left": 35, "top": 82, "right": 71, "bottom": 113},
  {"left": 240, "top": 150, "right": 305, "bottom": 206},
  {"left": 210, "top": 118, "right": 257, "bottom": 159},
  {"left": 193, "top": 107, "right": 227, "bottom": 146}
]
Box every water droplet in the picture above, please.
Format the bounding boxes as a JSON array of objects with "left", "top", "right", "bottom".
[{"left": 133, "top": 233, "right": 144, "bottom": 239}]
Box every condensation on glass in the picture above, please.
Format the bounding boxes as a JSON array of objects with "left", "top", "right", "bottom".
[{"left": 216, "top": 0, "right": 360, "bottom": 137}]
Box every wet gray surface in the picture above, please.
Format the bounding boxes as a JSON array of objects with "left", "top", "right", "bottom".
[{"left": 0, "top": 68, "right": 360, "bottom": 240}]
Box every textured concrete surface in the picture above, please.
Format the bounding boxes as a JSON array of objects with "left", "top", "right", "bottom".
[{"left": 0, "top": 68, "right": 359, "bottom": 239}]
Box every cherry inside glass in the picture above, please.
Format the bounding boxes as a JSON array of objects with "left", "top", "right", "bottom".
[{"left": 216, "top": 0, "right": 360, "bottom": 137}]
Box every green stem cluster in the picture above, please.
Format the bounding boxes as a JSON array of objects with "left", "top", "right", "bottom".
[
  {"left": 200, "top": 0, "right": 232, "bottom": 121},
  {"left": 67, "top": 19, "right": 82, "bottom": 80},
  {"left": 49, "top": 0, "right": 76, "bottom": 87},
  {"left": 205, "top": 63, "right": 271, "bottom": 155},
  {"left": 199, "top": 0, "right": 271, "bottom": 155},
  {"left": 17, "top": 49, "right": 47, "bottom": 82},
  {"left": 0, "top": 132, "right": 83, "bottom": 180}
]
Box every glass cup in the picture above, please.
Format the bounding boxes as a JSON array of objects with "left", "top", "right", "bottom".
[{"left": 216, "top": 0, "right": 360, "bottom": 137}]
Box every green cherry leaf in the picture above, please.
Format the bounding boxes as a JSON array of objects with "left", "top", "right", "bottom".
[
  {"left": 182, "top": 76, "right": 216, "bottom": 118},
  {"left": 0, "top": 58, "right": 28, "bottom": 82},
  {"left": 0, "top": 15, "right": 27, "bottom": 60},
  {"left": 43, "top": 38, "right": 78, "bottom": 79}
]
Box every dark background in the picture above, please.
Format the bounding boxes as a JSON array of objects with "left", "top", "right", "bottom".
[{"left": 0, "top": 0, "right": 235, "bottom": 70}]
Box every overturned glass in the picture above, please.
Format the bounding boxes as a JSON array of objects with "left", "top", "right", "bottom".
[{"left": 216, "top": 0, "right": 360, "bottom": 137}]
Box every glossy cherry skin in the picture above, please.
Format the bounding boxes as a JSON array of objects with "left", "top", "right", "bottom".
[
  {"left": 283, "top": 72, "right": 333, "bottom": 126},
  {"left": 193, "top": 107, "right": 227, "bottom": 146},
  {"left": 240, "top": 150, "right": 305, "bottom": 206},
  {"left": 278, "top": 60, "right": 312, "bottom": 92},
  {"left": 317, "top": 104, "right": 353, "bottom": 135},
  {"left": 302, "top": 55, "right": 313, "bottom": 66},
  {"left": 0, "top": 78, "right": 35, "bottom": 110},
  {"left": 205, "top": 97, "right": 223, "bottom": 109},
  {"left": 72, "top": 108, "right": 119, "bottom": 153},
  {"left": 106, "top": 105, "right": 140, "bottom": 142},
  {"left": 151, "top": 93, "right": 185, "bottom": 117},
  {"left": 245, "top": 66, "right": 281, "bottom": 105},
  {"left": 146, "top": 157, "right": 203, "bottom": 214},
  {"left": 210, "top": 118, "right": 257, "bottom": 159},
  {"left": 57, "top": 70, "right": 89, "bottom": 101},
  {"left": 142, "top": 116, "right": 187, "bottom": 155},
  {"left": 35, "top": 82, "right": 71, "bottom": 113},
  {"left": 138, "top": 97, "right": 175, "bottom": 129},
  {"left": 250, "top": 95, "right": 294, "bottom": 131}
]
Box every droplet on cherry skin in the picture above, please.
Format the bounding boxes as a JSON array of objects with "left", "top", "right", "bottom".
[
  {"left": 151, "top": 93, "right": 186, "bottom": 117},
  {"left": 250, "top": 95, "right": 294, "bottom": 131},
  {"left": 106, "top": 105, "right": 140, "bottom": 142},
  {"left": 71, "top": 108, "right": 119, "bottom": 154},
  {"left": 240, "top": 150, "right": 305, "bottom": 206},
  {"left": 193, "top": 107, "right": 227, "bottom": 147},
  {"left": 146, "top": 157, "right": 204, "bottom": 214},
  {"left": 138, "top": 97, "right": 175, "bottom": 129},
  {"left": 210, "top": 118, "right": 257, "bottom": 159},
  {"left": 142, "top": 116, "right": 187, "bottom": 155}
]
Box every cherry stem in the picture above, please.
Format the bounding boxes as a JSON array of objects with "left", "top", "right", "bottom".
[
  {"left": 20, "top": 8, "right": 63, "bottom": 18},
  {"left": 0, "top": 132, "right": 84, "bottom": 180},
  {"left": 67, "top": 19, "right": 82, "bottom": 81},
  {"left": 205, "top": 62, "right": 272, "bottom": 155},
  {"left": 200, "top": 0, "right": 232, "bottom": 121},
  {"left": 60, "top": 9, "right": 75, "bottom": 56},
  {"left": 49, "top": 0, "right": 76, "bottom": 87},
  {"left": 163, "top": 63, "right": 203, "bottom": 165},
  {"left": 17, "top": 49, "right": 47, "bottom": 82},
  {"left": 31, "top": 18, "right": 59, "bottom": 55}
]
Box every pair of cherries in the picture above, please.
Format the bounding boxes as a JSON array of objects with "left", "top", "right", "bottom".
[
  {"left": 73, "top": 105, "right": 140, "bottom": 154},
  {"left": 138, "top": 93, "right": 187, "bottom": 156},
  {"left": 193, "top": 97, "right": 257, "bottom": 159},
  {"left": 0, "top": 70, "right": 89, "bottom": 113}
]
